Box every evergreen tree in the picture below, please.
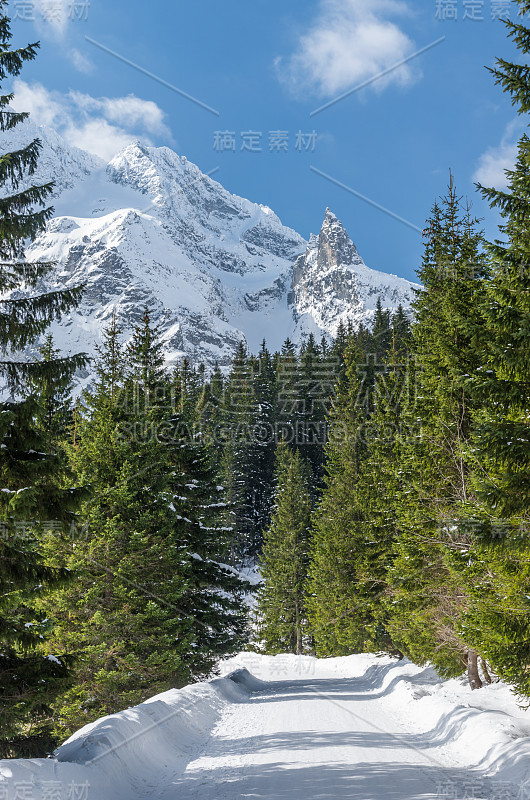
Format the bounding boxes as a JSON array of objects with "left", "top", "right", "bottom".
[
  {"left": 330, "top": 319, "right": 349, "bottom": 367},
  {"left": 173, "top": 357, "right": 203, "bottom": 422},
  {"left": 196, "top": 362, "right": 224, "bottom": 460},
  {"left": 372, "top": 298, "right": 392, "bottom": 363},
  {"left": 219, "top": 342, "right": 257, "bottom": 559},
  {"left": 385, "top": 180, "right": 490, "bottom": 683},
  {"left": 306, "top": 321, "right": 414, "bottom": 659},
  {"left": 342, "top": 356, "right": 414, "bottom": 657},
  {"left": 454, "top": 0, "right": 530, "bottom": 696},
  {"left": 46, "top": 314, "right": 249, "bottom": 737},
  {"left": 0, "top": 2, "right": 86, "bottom": 755},
  {"left": 220, "top": 342, "right": 275, "bottom": 559},
  {"left": 251, "top": 341, "right": 277, "bottom": 538},
  {"left": 390, "top": 305, "right": 412, "bottom": 359},
  {"left": 31, "top": 335, "right": 74, "bottom": 442},
  {"left": 257, "top": 444, "right": 312, "bottom": 655},
  {"left": 298, "top": 334, "right": 329, "bottom": 495},
  {"left": 306, "top": 340, "right": 369, "bottom": 655},
  {"left": 471, "top": 3, "right": 530, "bottom": 523}
]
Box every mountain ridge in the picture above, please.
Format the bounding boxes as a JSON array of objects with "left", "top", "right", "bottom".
[{"left": 3, "top": 120, "right": 419, "bottom": 377}]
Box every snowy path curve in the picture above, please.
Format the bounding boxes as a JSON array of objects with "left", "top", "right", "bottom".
[{"left": 161, "top": 660, "right": 520, "bottom": 800}]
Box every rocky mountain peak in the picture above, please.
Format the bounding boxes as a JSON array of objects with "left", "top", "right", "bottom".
[
  {"left": 316, "top": 209, "right": 362, "bottom": 271},
  {"left": 1, "top": 114, "right": 103, "bottom": 197},
  {"left": 5, "top": 120, "right": 418, "bottom": 377},
  {"left": 290, "top": 211, "right": 418, "bottom": 340}
]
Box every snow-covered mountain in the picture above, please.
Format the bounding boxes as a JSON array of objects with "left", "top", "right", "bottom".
[{"left": 5, "top": 120, "right": 418, "bottom": 374}]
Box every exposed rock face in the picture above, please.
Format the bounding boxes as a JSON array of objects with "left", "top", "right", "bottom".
[
  {"left": 289, "top": 209, "right": 417, "bottom": 338},
  {"left": 3, "top": 121, "right": 418, "bottom": 380}
]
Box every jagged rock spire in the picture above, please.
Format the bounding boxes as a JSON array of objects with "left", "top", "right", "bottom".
[
  {"left": 317, "top": 209, "right": 360, "bottom": 270},
  {"left": 289, "top": 207, "right": 416, "bottom": 337}
]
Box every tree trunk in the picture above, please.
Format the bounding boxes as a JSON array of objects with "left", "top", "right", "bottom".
[
  {"left": 481, "top": 659, "right": 492, "bottom": 685},
  {"left": 295, "top": 601, "right": 302, "bottom": 656},
  {"left": 467, "top": 650, "right": 483, "bottom": 690}
]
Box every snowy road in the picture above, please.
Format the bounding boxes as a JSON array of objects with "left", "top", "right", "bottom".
[
  {"left": 2, "top": 655, "right": 529, "bottom": 799},
  {"left": 162, "top": 661, "right": 516, "bottom": 800}
]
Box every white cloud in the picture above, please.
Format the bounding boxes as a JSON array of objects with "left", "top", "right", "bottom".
[
  {"left": 276, "top": 0, "right": 416, "bottom": 98},
  {"left": 69, "top": 48, "right": 95, "bottom": 74},
  {"left": 30, "top": 0, "right": 70, "bottom": 37},
  {"left": 69, "top": 93, "right": 170, "bottom": 136},
  {"left": 12, "top": 80, "right": 173, "bottom": 161},
  {"left": 63, "top": 119, "right": 139, "bottom": 162},
  {"left": 473, "top": 119, "right": 524, "bottom": 189},
  {"left": 12, "top": 80, "right": 65, "bottom": 128}
]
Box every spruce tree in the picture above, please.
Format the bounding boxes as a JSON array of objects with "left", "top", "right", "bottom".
[
  {"left": 306, "top": 322, "right": 414, "bottom": 659},
  {"left": 275, "top": 338, "right": 301, "bottom": 436},
  {"left": 46, "top": 314, "right": 249, "bottom": 737},
  {"left": 251, "top": 341, "right": 277, "bottom": 540},
  {"left": 257, "top": 443, "right": 312, "bottom": 655},
  {"left": 454, "top": 0, "right": 530, "bottom": 696},
  {"left": 306, "top": 340, "right": 369, "bottom": 656},
  {"left": 196, "top": 362, "right": 224, "bottom": 461},
  {"left": 0, "top": 2, "right": 86, "bottom": 755},
  {"left": 220, "top": 342, "right": 272, "bottom": 559},
  {"left": 390, "top": 305, "right": 412, "bottom": 359},
  {"left": 298, "top": 334, "right": 330, "bottom": 495},
  {"left": 32, "top": 335, "right": 75, "bottom": 443},
  {"left": 471, "top": 2, "right": 530, "bottom": 523},
  {"left": 344, "top": 355, "right": 414, "bottom": 657},
  {"left": 372, "top": 298, "right": 393, "bottom": 363},
  {"left": 385, "top": 181, "right": 490, "bottom": 682}
]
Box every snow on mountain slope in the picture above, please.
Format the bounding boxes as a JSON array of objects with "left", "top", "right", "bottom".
[
  {"left": 1, "top": 655, "right": 529, "bottom": 800},
  {"left": 2, "top": 116, "right": 103, "bottom": 196},
  {"left": 3, "top": 121, "right": 419, "bottom": 372}
]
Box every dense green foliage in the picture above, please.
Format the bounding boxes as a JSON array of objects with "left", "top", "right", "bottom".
[
  {"left": 256, "top": 444, "right": 312, "bottom": 654},
  {"left": 42, "top": 311, "right": 251, "bottom": 738},
  {"left": 0, "top": 1, "right": 87, "bottom": 757}
]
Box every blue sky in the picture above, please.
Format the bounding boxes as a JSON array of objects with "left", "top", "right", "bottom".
[{"left": 8, "top": 0, "right": 524, "bottom": 282}]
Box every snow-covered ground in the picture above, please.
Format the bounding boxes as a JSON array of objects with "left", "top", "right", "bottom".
[{"left": 1, "top": 654, "right": 530, "bottom": 799}]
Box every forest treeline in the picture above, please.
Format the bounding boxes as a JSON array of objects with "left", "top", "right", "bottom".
[{"left": 1, "top": 0, "right": 529, "bottom": 762}]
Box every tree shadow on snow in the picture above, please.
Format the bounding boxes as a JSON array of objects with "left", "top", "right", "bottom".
[
  {"left": 248, "top": 667, "right": 444, "bottom": 706},
  {"left": 164, "top": 760, "right": 509, "bottom": 800}
]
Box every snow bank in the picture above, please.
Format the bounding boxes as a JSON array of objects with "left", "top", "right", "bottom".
[
  {"left": 377, "top": 659, "right": 530, "bottom": 789},
  {"left": 0, "top": 669, "right": 262, "bottom": 800}
]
